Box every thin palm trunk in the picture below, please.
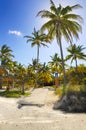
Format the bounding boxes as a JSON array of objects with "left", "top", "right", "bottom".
[
  {"left": 0, "top": 80, "right": 2, "bottom": 89},
  {"left": 37, "top": 45, "right": 39, "bottom": 66},
  {"left": 56, "top": 27, "right": 66, "bottom": 93},
  {"left": 21, "top": 82, "right": 25, "bottom": 94},
  {"left": 75, "top": 57, "right": 78, "bottom": 72},
  {"left": 35, "top": 45, "right": 39, "bottom": 87},
  {"left": 59, "top": 43, "right": 66, "bottom": 88}
]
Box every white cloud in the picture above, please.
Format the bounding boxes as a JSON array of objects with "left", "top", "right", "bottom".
[{"left": 8, "top": 30, "right": 22, "bottom": 36}]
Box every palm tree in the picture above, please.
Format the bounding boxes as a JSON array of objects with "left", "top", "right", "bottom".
[
  {"left": 28, "top": 59, "right": 43, "bottom": 87},
  {"left": 49, "top": 53, "right": 62, "bottom": 74},
  {"left": 38, "top": 62, "right": 52, "bottom": 86},
  {"left": 24, "top": 28, "right": 49, "bottom": 66},
  {"left": 27, "top": 59, "right": 38, "bottom": 87},
  {"left": 0, "top": 66, "right": 8, "bottom": 89},
  {"left": 0, "top": 44, "right": 14, "bottom": 67},
  {"left": 14, "top": 63, "right": 27, "bottom": 94},
  {"left": 0, "top": 44, "right": 14, "bottom": 89},
  {"left": 29, "top": 59, "right": 38, "bottom": 72},
  {"left": 38, "top": 62, "right": 50, "bottom": 74},
  {"left": 37, "top": 0, "right": 83, "bottom": 90},
  {"left": 66, "top": 44, "right": 86, "bottom": 71}
]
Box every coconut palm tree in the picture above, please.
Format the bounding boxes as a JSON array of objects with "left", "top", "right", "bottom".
[
  {"left": 38, "top": 62, "right": 52, "bottom": 86},
  {"left": 24, "top": 28, "right": 50, "bottom": 87},
  {"left": 37, "top": 0, "right": 83, "bottom": 90},
  {"left": 0, "top": 66, "right": 8, "bottom": 89},
  {"left": 38, "top": 62, "right": 50, "bottom": 74},
  {"left": 0, "top": 44, "right": 14, "bottom": 89},
  {"left": 66, "top": 44, "right": 86, "bottom": 71},
  {"left": 24, "top": 28, "right": 49, "bottom": 66},
  {"left": 0, "top": 44, "right": 14, "bottom": 67},
  {"left": 49, "top": 53, "right": 62, "bottom": 74},
  {"left": 27, "top": 59, "right": 38, "bottom": 87},
  {"left": 14, "top": 63, "right": 27, "bottom": 94},
  {"left": 29, "top": 59, "right": 38, "bottom": 72}
]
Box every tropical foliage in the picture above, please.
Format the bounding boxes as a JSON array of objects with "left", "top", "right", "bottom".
[
  {"left": 0, "top": 44, "right": 14, "bottom": 67},
  {"left": 48, "top": 53, "right": 62, "bottom": 74},
  {"left": 66, "top": 44, "right": 86, "bottom": 70}
]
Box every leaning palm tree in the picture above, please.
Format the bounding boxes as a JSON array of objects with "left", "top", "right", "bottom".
[
  {"left": 37, "top": 0, "right": 83, "bottom": 90},
  {"left": 66, "top": 44, "right": 86, "bottom": 71},
  {"left": 24, "top": 28, "right": 49, "bottom": 66}
]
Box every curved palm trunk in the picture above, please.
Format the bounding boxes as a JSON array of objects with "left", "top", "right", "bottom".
[
  {"left": 59, "top": 40, "right": 66, "bottom": 93},
  {"left": 56, "top": 27, "right": 66, "bottom": 93}
]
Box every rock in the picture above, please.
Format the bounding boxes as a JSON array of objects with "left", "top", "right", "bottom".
[{"left": 53, "top": 91, "right": 86, "bottom": 112}]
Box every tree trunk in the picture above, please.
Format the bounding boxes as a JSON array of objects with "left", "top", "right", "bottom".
[
  {"left": 6, "top": 80, "right": 10, "bottom": 91},
  {"left": 75, "top": 57, "right": 78, "bottom": 72},
  {"left": 56, "top": 27, "right": 66, "bottom": 94},
  {"left": 37, "top": 45, "right": 39, "bottom": 64},
  {"left": 59, "top": 39, "right": 66, "bottom": 93},
  {"left": 21, "top": 82, "right": 25, "bottom": 94},
  {"left": 35, "top": 45, "right": 39, "bottom": 87},
  {"left": 12, "top": 80, "right": 14, "bottom": 89},
  {"left": 0, "top": 81, "right": 2, "bottom": 89}
]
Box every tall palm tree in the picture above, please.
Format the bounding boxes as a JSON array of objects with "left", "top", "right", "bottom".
[
  {"left": 66, "top": 44, "right": 86, "bottom": 70},
  {"left": 24, "top": 28, "right": 49, "bottom": 66},
  {"left": 37, "top": 0, "right": 83, "bottom": 90}
]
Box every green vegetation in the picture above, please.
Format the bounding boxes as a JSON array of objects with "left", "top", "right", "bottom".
[
  {"left": 55, "top": 84, "right": 86, "bottom": 97},
  {"left": 0, "top": 90, "right": 31, "bottom": 98},
  {"left": 66, "top": 44, "right": 86, "bottom": 71}
]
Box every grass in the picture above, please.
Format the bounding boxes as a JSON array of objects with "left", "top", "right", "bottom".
[
  {"left": 0, "top": 90, "right": 31, "bottom": 98},
  {"left": 55, "top": 84, "right": 86, "bottom": 97}
]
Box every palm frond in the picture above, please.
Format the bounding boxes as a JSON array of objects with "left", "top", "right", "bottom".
[
  {"left": 71, "top": 4, "right": 83, "bottom": 10},
  {"left": 63, "top": 14, "right": 83, "bottom": 23}
]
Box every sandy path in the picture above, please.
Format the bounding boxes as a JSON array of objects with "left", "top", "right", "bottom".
[{"left": 0, "top": 88, "right": 86, "bottom": 130}]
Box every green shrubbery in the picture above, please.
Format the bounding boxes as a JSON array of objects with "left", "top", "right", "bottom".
[
  {"left": 55, "top": 84, "right": 86, "bottom": 97},
  {"left": 0, "top": 90, "right": 31, "bottom": 98}
]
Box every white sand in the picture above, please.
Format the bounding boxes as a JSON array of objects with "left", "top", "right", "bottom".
[{"left": 0, "top": 88, "right": 86, "bottom": 130}]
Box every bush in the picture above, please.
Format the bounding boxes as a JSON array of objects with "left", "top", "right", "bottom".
[
  {"left": 55, "top": 85, "right": 64, "bottom": 97},
  {"left": 55, "top": 84, "right": 86, "bottom": 97}
]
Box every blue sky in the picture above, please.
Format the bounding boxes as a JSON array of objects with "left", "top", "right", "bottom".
[{"left": 0, "top": 0, "right": 86, "bottom": 67}]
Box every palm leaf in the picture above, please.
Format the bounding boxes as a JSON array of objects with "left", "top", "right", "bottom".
[{"left": 71, "top": 4, "right": 82, "bottom": 10}]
